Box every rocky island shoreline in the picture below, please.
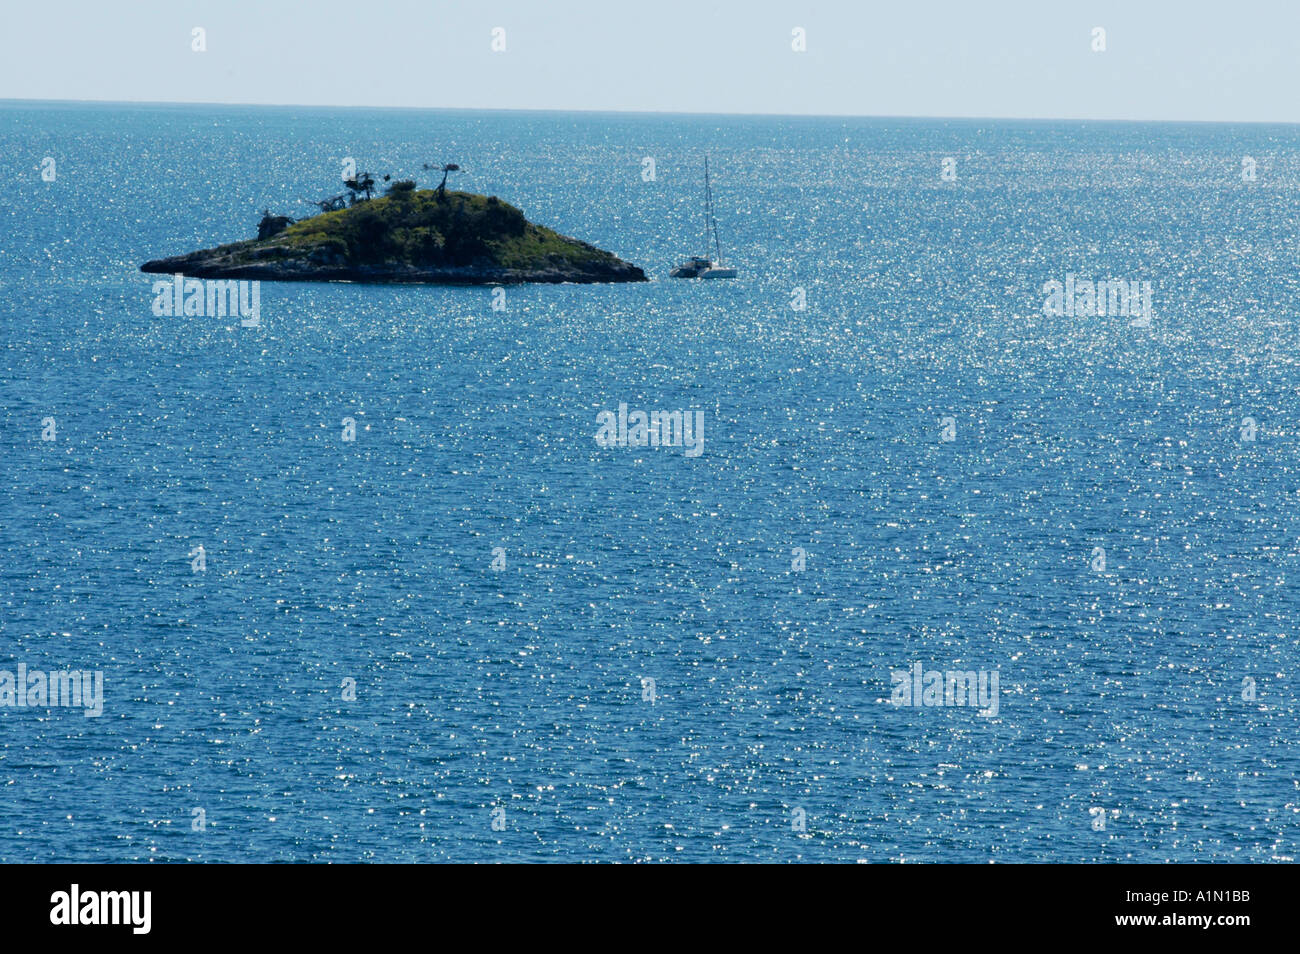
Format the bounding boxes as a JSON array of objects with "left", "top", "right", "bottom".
[{"left": 141, "top": 178, "right": 646, "bottom": 285}]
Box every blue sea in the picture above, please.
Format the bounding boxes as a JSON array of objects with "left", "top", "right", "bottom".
[{"left": 1, "top": 102, "right": 1297, "bottom": 862}]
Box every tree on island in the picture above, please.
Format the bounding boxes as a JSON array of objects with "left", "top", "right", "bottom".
[
  {"left": 257, "top": 209, "right": 295, "bottom": 239},
  {"left": 423, "top": 162, "right": 461, "bottom": 200},
  {"left": 309, "top": 194, "right": 348, "bottom": 213},
  {"left": 344, "top": 171, "right": 377, "bottom": 203}
]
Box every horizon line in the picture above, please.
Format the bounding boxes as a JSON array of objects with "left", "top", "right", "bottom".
[{"left": 3, "top": 96, "right": 1299, "bottom": 128}]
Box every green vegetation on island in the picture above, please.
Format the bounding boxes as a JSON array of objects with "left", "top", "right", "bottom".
[{"left": 142, "top": 176, "right": 646, "bottom": 285}]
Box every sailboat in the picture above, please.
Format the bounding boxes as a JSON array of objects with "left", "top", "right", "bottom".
[{"left": 670, "top": 156, "right": 738, "bottom": 279}]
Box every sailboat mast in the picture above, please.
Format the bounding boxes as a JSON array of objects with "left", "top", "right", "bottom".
[
  {"left": 711, "top": 176, "right": 723, "bottom": 265},
  {"left": 703, "top": 155, "right": 712, "bottom": 257},
  {"left": 704, "top": 155, "right": 723, "bottom": 264}
]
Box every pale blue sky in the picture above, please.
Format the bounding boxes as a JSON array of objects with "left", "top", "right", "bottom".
[{"left": 2, "top": 0, "right": 1298, "bottom": 121}]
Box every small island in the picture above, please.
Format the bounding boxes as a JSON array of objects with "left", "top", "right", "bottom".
[{"left": 141, "top": 178, "right": 646, "bottom": 285}]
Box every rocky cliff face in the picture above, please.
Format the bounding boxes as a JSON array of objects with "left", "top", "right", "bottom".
[{"left": 142, "top": 245, "right": 648, "bottom": 284}]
